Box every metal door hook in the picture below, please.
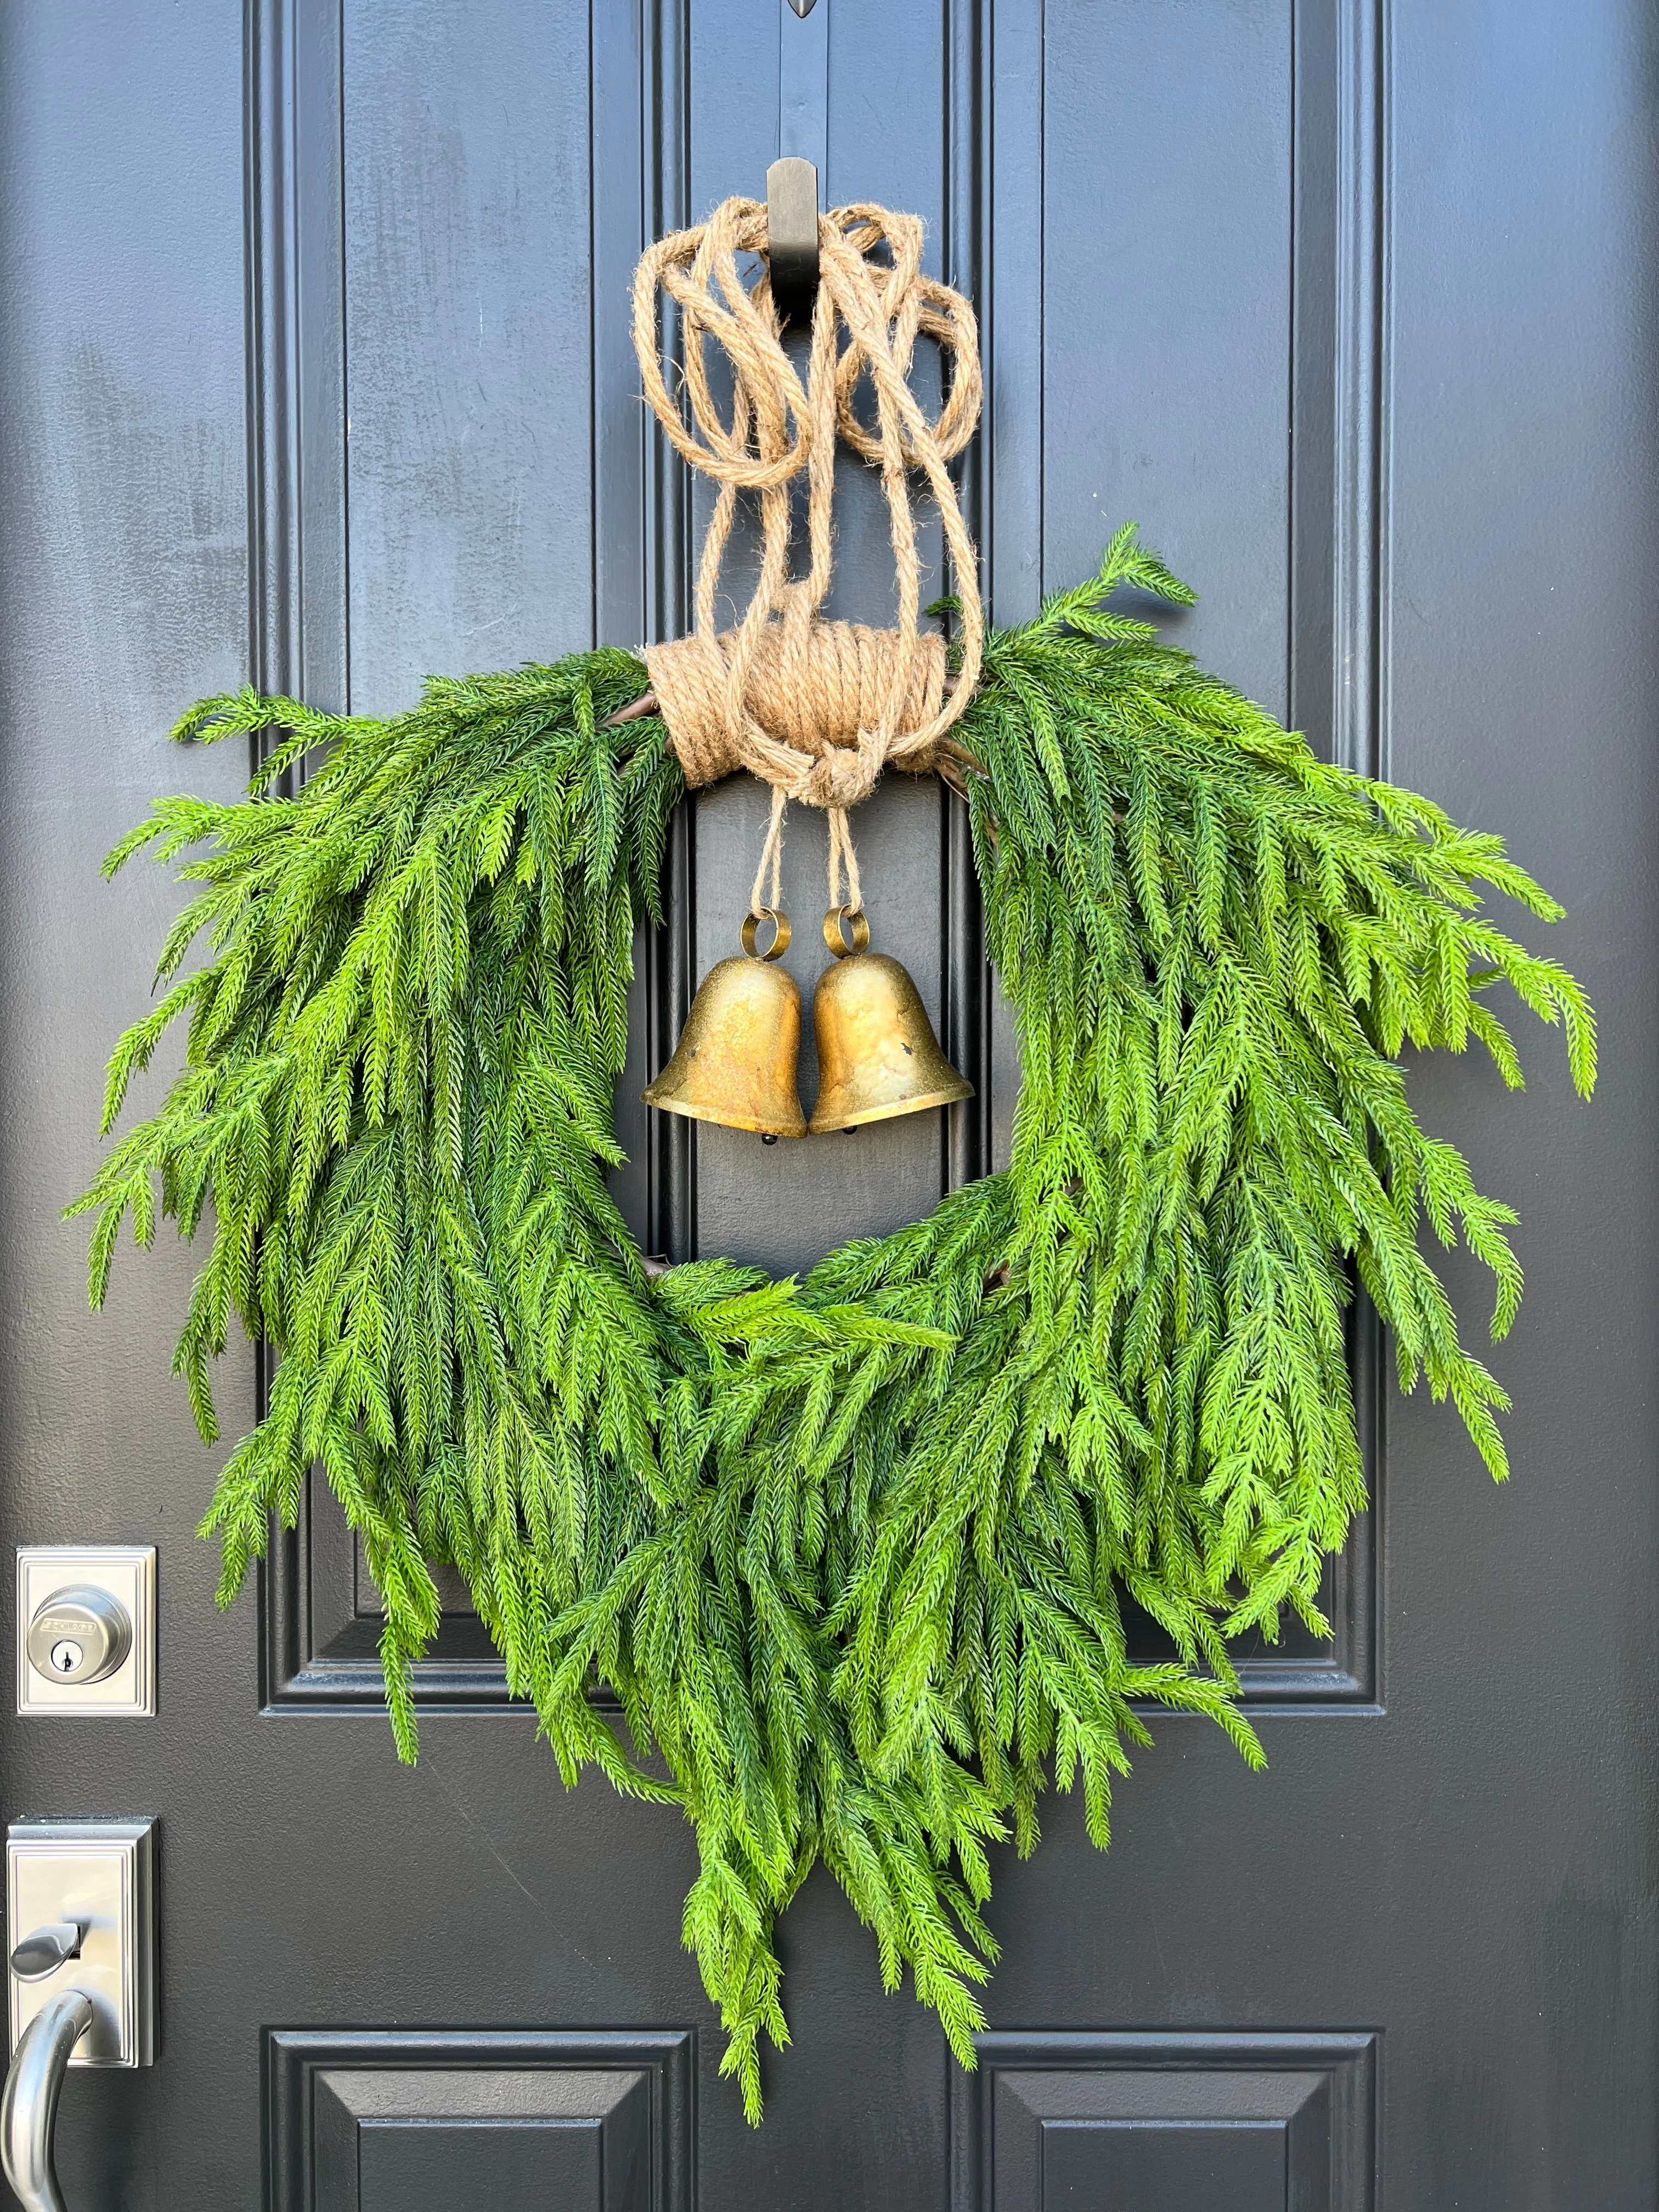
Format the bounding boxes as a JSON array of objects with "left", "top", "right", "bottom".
[
  {"left": 1, "top": 1987, "right": 94, "bottom": 2212},
  {"left": 766, "top": 156, "right": 819, "bottom": 323}
]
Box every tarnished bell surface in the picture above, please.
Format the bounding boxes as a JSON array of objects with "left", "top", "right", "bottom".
[
  {"left": 809, "top": 920, "right": 973, "bottom": 1134},
  {"left": 642, "top": 926, "right": 807, "bottom": 1139}
]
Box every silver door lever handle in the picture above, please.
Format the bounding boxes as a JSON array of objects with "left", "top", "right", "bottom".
[
  {"left": 1, "top": 1987, "right": 95, "bottom": 2212},
  {"left": 8, "top": 1926, "right": 82, "bottom": 1982}
]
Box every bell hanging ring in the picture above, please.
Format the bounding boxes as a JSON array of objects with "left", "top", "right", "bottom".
[
  {"left": 808, "top": 907, "right": 974, "bottom": 1134},
  {"left": 642, "top": 909, "right": 807, "bottom": 1140}
]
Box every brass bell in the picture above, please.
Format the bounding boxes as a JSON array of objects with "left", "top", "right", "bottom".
[
  {"left": 642, "top": 909, "right": 807, "bottom": 1140},
  {"left": 808, "top": 907, "right": 974, "bottom": 1133}
]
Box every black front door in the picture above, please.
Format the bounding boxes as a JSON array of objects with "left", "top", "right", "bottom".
[{"left": 2, "top": 2, "right": 1653, "bottom": 2206}]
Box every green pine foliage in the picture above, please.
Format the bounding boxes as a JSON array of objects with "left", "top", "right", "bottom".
[{"left": 71, "top": 527, "right": 1594, "bottom": 2117}]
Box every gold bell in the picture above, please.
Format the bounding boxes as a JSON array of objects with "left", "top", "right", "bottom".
[
  {"left": 642, "top": 909, "right": 807, "bottom": 1141},
  {"left": 808, "top": 907, "right": 974, "bottom": 1133}
]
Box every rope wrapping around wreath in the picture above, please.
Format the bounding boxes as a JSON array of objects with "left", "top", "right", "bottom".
[{"left": 633, "top": 196, "right": 984, "bottom": 912}]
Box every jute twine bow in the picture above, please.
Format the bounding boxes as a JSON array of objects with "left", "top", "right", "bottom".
[{"left": 631, "top": 196, "right": 984, "bottom": 915}]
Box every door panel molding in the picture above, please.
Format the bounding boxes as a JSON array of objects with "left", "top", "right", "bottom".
[
  {"left": 246, "top": 0, "right": 348, "bottom": 718},
  {"left": 261, "top": 1453, "right": 1374, "bottom": 1714},
  {"left": 268, "top": 2028, "right": 693, "bottom": 2212},
  {"left": 252, "top": 0, "right": 1384, "bottom": 1717},
  {"left": 248, "top": 0, "right": 693, "bottom": 1706},
  {"left": 951, "top": 2029, "right": 1377, "bottom": 2212},
  {"left": 964, "top": 0, "right": 1387, "bottom": 1707}
]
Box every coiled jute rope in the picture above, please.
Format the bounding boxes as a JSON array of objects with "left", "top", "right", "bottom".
[{"left": 631, "top": 196, "right": 984, "bottom": 915}]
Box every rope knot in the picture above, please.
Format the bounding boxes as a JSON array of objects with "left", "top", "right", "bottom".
[
  {"left": 799, "top": 743, "right": 880, "bottom": 810},
  {"left": 631, "top": 196, "right": 985, "bottom": 915}
]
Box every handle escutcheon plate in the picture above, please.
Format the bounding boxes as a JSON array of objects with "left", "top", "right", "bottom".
[{"left": 6, "top": 1823, "right": 156, "bottom": 2069}]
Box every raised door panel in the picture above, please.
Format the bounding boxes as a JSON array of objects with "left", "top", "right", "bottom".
[
  {"left": 341, "top": 0, "right": 597, "bottom": 716},
  {"left": 1032, "top": 0, "right": 1378, "bottom": 769},
  {"left": 319, "top": 2072, "right": 648, "bottom": 2212},
  {"left": 1042, "top": 2, "right": 1294, "bottom": 717},
  {"left": 954, "top": 2033, "right": 1375, "bottom": 2212},
  {"left": 271, "top": 2032, "right": 689, "bottom": 2212},
  {"left": 1006, "top": 2073, "right": 1327, "bottom": 2210}
]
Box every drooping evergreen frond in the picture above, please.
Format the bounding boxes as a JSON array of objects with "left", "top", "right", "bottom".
[{"left": 72, "top": 532, "right": 1593, "bottom": 2118}]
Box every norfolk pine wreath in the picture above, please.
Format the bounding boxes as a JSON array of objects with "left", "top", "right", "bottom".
[{"left": 71, "top": 199, "right": 1595, "bottom": 2119}]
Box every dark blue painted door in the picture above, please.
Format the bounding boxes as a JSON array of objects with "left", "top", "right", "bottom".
[{"left": 1, "top": 3, "right": 1653, "bottom": 2206}]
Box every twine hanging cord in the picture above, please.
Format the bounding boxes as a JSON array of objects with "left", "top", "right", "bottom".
[{"left": 628, "top": 196, "right": 985, "bottom": 915}]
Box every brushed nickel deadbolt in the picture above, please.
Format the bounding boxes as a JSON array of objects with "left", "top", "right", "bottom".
[
  {"left": 24, "top": 1589, "right": 129, "bottom": 1688},
  {"left": 14, "top": 1550, "right": 155, "bottom": 1717}
]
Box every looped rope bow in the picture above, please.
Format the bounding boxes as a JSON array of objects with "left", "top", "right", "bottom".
[{"left": 632, "top": 196, "right": 984, "bottom": 913}]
